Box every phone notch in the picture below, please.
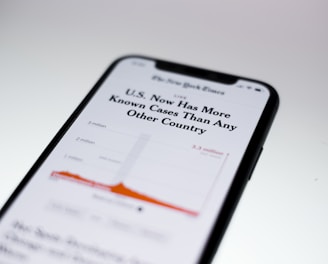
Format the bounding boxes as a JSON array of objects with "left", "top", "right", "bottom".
[{"left": 156, "top": 60, "right": 238, "bottom": 85}]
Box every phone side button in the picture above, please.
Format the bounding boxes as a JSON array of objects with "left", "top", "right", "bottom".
[{"left": 248, "top": 147, "right": 263, "bottom": 181}]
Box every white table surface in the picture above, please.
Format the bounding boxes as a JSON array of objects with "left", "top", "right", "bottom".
[{"left": 0, "top": 1, "right": 327, "bottom": 263}]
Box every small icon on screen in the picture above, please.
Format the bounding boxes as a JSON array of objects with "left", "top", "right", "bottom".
[{"left": 132, "top": 61, "right": 145, "bottom": 67}]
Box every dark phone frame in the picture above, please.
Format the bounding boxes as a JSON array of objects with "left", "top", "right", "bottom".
[{"left": 0, "top": 55, "right": 279, "bottom": 263}]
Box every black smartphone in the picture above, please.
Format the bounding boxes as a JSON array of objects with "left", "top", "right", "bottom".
[{"left": 0, "top": 56, "right": 278, "bottom": 264}]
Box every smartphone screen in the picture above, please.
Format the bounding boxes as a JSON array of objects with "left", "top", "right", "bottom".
[{"left": 0, "top": 56, "right": 278, "bottom": 263}]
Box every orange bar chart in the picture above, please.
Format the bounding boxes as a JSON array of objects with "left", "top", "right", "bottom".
[{"left": 51, "top": 170, "right": 199, "bottom": 216}]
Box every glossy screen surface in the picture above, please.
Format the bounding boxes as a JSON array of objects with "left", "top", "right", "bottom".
[{"left": 0, "top": 57, "right": 270, "bottom": 264}]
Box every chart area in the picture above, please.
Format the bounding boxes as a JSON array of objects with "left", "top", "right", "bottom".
[{"left": 50, "top": 122, "right": 228, "bottom": 217}]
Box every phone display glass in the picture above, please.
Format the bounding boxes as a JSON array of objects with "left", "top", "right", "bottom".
[{"left": 0, "top": 57, "right": 278, "bottom": 263}]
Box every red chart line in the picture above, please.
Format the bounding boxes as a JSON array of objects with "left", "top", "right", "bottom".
[{"left": 51, "top": 171, "right": 198, "bottom": 217}]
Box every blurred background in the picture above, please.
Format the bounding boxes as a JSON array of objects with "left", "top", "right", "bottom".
[{"left": 0, "top": 0, "right": 327, "bottom": 263}]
